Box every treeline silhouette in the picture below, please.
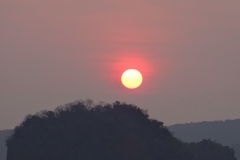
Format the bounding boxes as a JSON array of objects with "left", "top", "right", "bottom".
[{"left": 6, "top": 100, "right": 237, "bottom": 160}]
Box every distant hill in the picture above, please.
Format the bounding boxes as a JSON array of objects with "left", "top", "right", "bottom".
[
  {"left": 168, "top": 119, "right": 240, "bottom": 160},
  {"left": 233, "top": 144, "right": 240, "bottom": 160},
  {"left": 0, "top": 130, "right": 13, "bottom": 160}
]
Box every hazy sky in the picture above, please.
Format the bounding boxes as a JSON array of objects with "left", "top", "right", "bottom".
[{"left": 1, "top": 1, "right": 240, "bottom": 129}]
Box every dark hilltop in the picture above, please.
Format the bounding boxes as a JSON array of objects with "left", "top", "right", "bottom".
[{"left": 5, "top": 100, "right": 237, "bottom": 160}]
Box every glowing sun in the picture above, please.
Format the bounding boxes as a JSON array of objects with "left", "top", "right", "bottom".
[{"left": 121, "top": 69, "right": 143, "bottom": 89}]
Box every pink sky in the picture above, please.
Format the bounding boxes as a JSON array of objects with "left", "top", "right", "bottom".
[{"left": 1, "top": 0, "right": 240, "bottom": 129}]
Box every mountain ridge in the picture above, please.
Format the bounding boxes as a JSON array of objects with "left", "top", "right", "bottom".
[
  {"left": 0, "top": 130, "right": 13, "bottom": 160},
  {"left": 168, "top": 119, "right": 240, "bottom": 160}
]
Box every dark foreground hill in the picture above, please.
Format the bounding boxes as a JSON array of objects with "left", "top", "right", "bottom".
[
  {"left": 168, "top": 120, "right": 240, "bottom": 160},
  {"left": 6, "top": 100, "right": 237, "bottom": 160}
]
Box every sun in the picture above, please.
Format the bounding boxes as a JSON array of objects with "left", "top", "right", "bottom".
[{"left": 121, "top": 69, "right": 143, "bottom": 89}]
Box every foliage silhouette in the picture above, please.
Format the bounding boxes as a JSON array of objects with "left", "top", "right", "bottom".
[{"left": 6, "top": 100, "right": 237, "bottom": 160}]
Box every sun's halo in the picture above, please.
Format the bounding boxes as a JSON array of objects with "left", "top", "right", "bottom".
[{"left": 121, "top": 69, "right": 143, "bottom": 89}]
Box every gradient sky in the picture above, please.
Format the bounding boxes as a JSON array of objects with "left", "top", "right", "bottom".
[{"left": 1, "top": 1, "right": 240, "bottom": 129}]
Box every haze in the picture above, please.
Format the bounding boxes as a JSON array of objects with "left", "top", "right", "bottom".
[{"left": 1, "top": 1, "right": 240, "bottom": 129}]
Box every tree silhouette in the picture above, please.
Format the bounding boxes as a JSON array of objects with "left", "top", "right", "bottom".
[{"left": 6, "top": 100, "right": 237, "bottom": 160}]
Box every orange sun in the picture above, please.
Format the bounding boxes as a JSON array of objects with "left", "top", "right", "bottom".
[{"left": 121, "top": 69, "right": 143, "bottom": 89}]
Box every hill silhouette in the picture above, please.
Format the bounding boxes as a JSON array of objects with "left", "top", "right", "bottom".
[
  {"left": 0, "top": 130, "right": 12, "bottom": 160},
  {"left": 5, "top": 100, "right": 237, "bottom": 160},
  {"left": 168, "top": 119, "right": 240, "bottom": 145},
  {"left": 168, "top": 120, "right": 240, "bottom": 160}
]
